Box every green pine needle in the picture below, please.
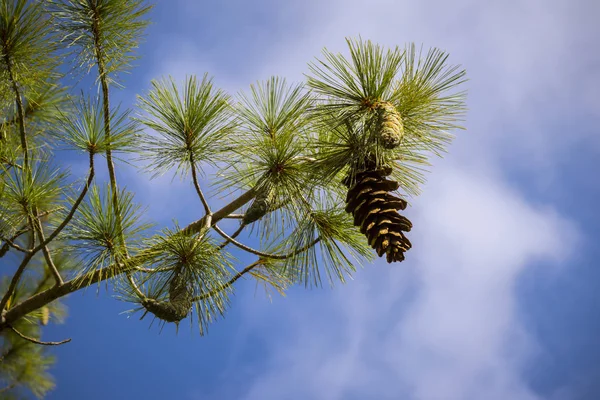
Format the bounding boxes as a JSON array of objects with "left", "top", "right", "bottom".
[
  {"left": 1, "top": 161, "right": 68, "bottom": 228},
  {"left": 0, "top": 0, "right": 60, "bottom": 91},
  {"left": 306, "top": 38, "right": 467, "bottom": 196},
  {"left": 136, "top": 74, "right": 234, "bottom": 178},
  {"left": 48, "top": 0, "right": 152, "bottom": 83},
  {"left": 53, "top": 94, "right": 139, "bottom": 154},
  {"left": 63, "top": 184, "right": 151, "bottom": 281},
  {"left": 217, "top": 77, "right": 316, "bottom": 239}
]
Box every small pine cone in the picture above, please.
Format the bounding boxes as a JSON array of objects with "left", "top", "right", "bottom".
[
  {"left": 375, "top": 101, "right": 404, "bottom": 149},
  {"left": 142, "top": 298, "right": 189, "bottom": 323},
  {"left": 169, "top": 272, "right": 192, "bottom": 305},
  {"left": 142, "top": 272, "right": 193, "bottom": 323},
  {"left": 41, "top": 306, "right": 50, "bottom": 326},
  {"left": 243, "top": 188, "right": 275, "bottom": 224},
  {"left": 344, "top": 166, "right": 412, "bottom": 263}
]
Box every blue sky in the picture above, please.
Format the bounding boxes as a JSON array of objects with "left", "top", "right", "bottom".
[{"left": 19, "top": 0, "right": 600, "bottom": 398}]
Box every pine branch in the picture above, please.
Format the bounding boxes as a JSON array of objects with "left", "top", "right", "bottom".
[
  {"left": 0, "top": 187, "right": 258, "bottom": 329},
  {"left": 0, "top": 155, "right": 95, "bottom": 313},
  {"left": 0, "top": 253, "right": 35, "bottom": 313},
  {"left": 0, "top": 157, "right": 22, "bottom": 170},
  {"left": 8, "top": 325, "right": 71, "bottom": 346},
  {"left": 33, "top": 213, "right": 63, "bottom": 285},
  {"left": 223, "top": 214, "right": 245, "bottom": 219},
  {"left": 217, "top": 223, "right": 246, "bottom": 250},
  {"left": 212, "top": 223, "right": 321, "bottom": 260},
  {"left": 88, "top": 5, "right": 134, "bottom": 297},
  {"left": 33, "top": 153, "right": 95, "bottom": 251},
  {"left": 0, "top": 207, "right": 64, "bottom": 259},
  {"left": 190, "top": 152, "right": 211, "bottom": 216},
  {"left": 0, "top": 238, "right": 31, "bottom": 254},
  {"left": 0, "top": 381, "right": 18, "bottom": 394},
  {"left": 134, "top": 265, "right": 175, "bottom": 273},
  {"left": 2, "top": 51, "right": 29, "bottom": 171},
  {"left": 193, "top": 260, "right": 263, "bottom": 301}
]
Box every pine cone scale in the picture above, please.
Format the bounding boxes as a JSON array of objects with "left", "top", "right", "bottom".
[{"left": 344, "top": 164, "right": 413, "bottom": 263}]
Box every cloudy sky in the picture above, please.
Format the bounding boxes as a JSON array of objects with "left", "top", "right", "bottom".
[{"left": 40, "top": 0, "right": 599, "bottom": 399}]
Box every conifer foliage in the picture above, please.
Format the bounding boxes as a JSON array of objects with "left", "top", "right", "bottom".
[{"left": 0, "top": 0, "right": 466, "bottom": 396}]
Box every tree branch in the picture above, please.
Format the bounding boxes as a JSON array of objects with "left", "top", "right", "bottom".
[
  {"left": 0, "top": 187, "right": 258, "bottom": 329},
  {"left": 90, "top": 6, "right": 141, "bottom": 298},
  {"left": 0, "top": 156, "right": 22, "bottom": 170},
  {"left": 182, "top": 187, "right": 257, "bottom": 235},
  {"left": 0, "top": 238, "right": 31, "bottom": 254},
  {"left": 33, "top": 213, "right": 63, "bottom": 285},
  {"left": 0, "top": 156, "right": 95, "bottom": 313},
  {"left": 0, "top": 207, "right": 64, "bottom": 259},
  {"left": 8, "top": 325, "right": 71, "bottom": 346},
  {"left": 223, "top": 214, "right": 244, "bottom": 219},
  {"left": 0, "top": 253, "right": 34, "bottom": 313},
  {"left": 0, "top": 382, "right": 18, "bottom": 394},
  {"left": 193, "top": 259, "right": 263, "bottom": 301},
  {"left": 217, "top": 223, "right": 246, "bottom": 250},
  {"left": 134, "top": 265, "right": 175, "bottom": 273},
  {"left": 189, "top": 152, "right": 211, "bottom": 216},
  {"left": 34, "top": 153, "right": 95, "bottom": 251},
  {"left": 3, "top": 51, "right": 29, "bottom": 171},
  {"left": 212, "top": 224, "right": 321, "bottom": 260}
]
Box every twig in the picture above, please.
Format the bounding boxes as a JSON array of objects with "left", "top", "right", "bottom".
[
  {"left": 223, "top": 214, "right": 244, "bottom": 219},
  {"left": 1, "top": 156, "right": 94, "bottom": 313},
  {"left": 91, "top": 9, "right": 139, "bottom": 299},
  {"left": 1, "top": 187, "right": 258, "bottom": 329},
  {"left": 0, "top": 208, "right": 63, "bottom": 259},
  {"left": 0, "top": 157, "right": 22, "bottom": 170},
  {"left": 189, "top": 153, "right": 211, "bottom": 215},
  {"left": 134, "top": 265, "right": 175, "bottom": 273},
  {"left": 33, "top": 211, "right": 63, "bottom": 285},
  {"left": 9, "top": 325, "right": 71, "bottom": 346},
  {"left": 212, "top": 224, "right": 321, "bottom": 259},
  {"left": 3, "top": 52, "right": 29, "bottom": 170},
  {"left": 193, "top": 260, "right": 263, "bottom": 301},
  {"left": 217, "top": 223, "right": 246, "bottom": 250},
  {"left": 0, "top": 254, "right": 34, "bottom": 312},
  {"left": 35, "top": 153, "right": 95, "bottom": 251},
  {"left": 0, "top": 382, "right": 18, "bottom": 394},
  {"left": 0, "top": 238, "right": 31, "bottom": 254}
]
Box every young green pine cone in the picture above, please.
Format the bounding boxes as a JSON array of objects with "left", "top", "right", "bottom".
[
  {"left": 41, "top": 306, "right": 50, "bottom": 326},
  {"left": 169, "top": 272, "right": 192, "bottom": 306},
  {"left": 344, "top": 164, "right": 412, "bottom": 262},
  {"left": 243, "top": 188, "right": 275, "bottom": 224},
  {"left": 142, "top": 271, "right": 193, "bottom": 323},
  {"left": 141, "top": 298, "right": 190, "bottom": 323},
  {"left": 375, "top": 101, "right": 404, "bottom": 149}
]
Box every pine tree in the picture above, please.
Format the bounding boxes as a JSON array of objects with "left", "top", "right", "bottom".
[{"left": 0, "top": 0, "right": 466, "bottom": 397}]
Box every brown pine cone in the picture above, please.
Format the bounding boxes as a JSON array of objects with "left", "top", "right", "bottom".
[{"left": 344, "top": 165, "right": 412, "bottom": 262}]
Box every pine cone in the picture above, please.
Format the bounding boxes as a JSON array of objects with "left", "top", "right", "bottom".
[
  {"left": 142, "top": 271, "right": 193, "bottom": 323},
  {"left": 41, "top": 306, "right": 50, "bottom": 326},
  {"left": 375, "top": 101, "right": 404, "bottom": 149},
  {"left": 169, "top": 272, "right": 192, "bottom": 305},
  {"left": 243, "top": 188, "right": 275, "bottom": 224},
  {"left": 344, "top": 165, "right": 412, "bottom": 263},
  {"left": 141, "top": 298, "right": 189, "bottom": 323}
]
